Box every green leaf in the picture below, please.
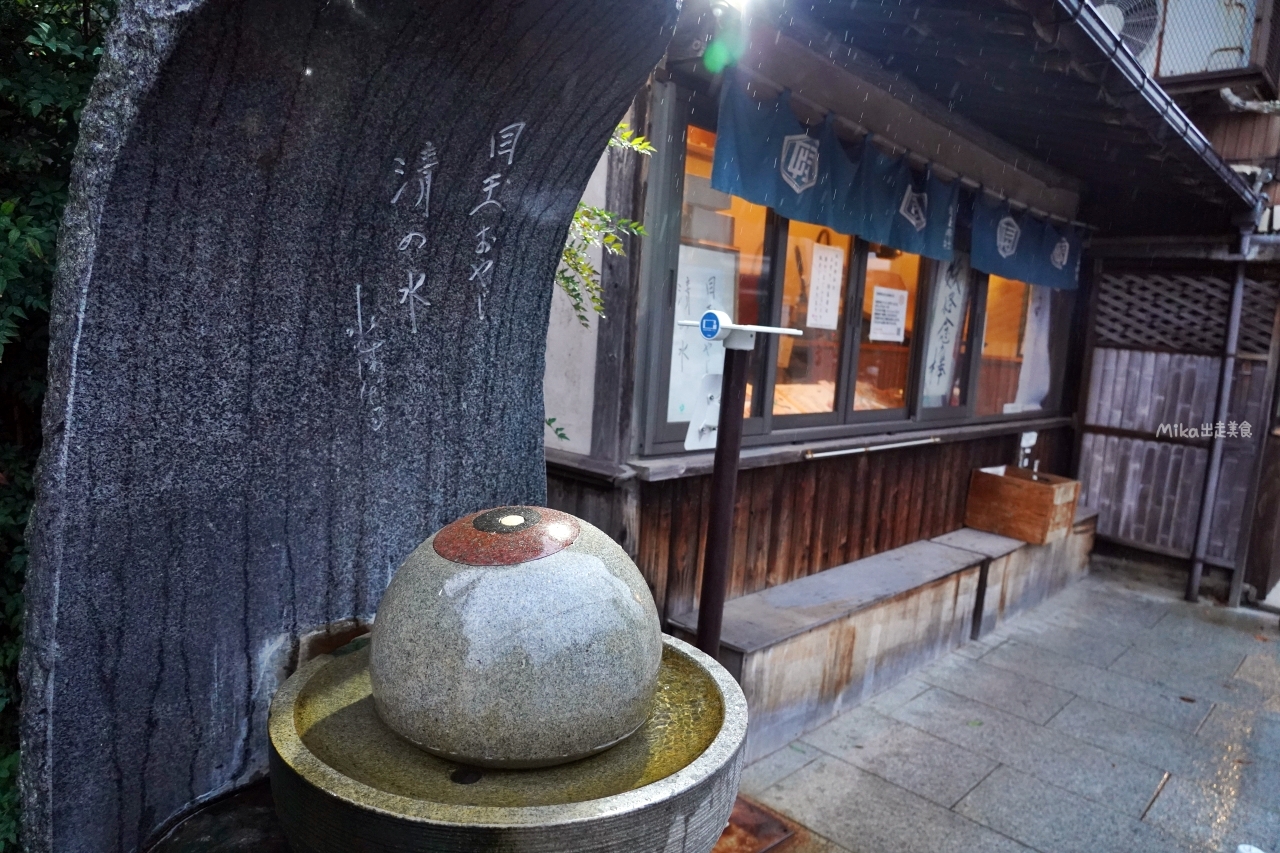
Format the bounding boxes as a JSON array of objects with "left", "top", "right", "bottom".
[{"left": 544, "top": 417, "right": 569, "bottom": 441}]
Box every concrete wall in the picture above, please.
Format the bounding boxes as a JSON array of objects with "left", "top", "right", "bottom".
[{"left": 542, "top": 152, "right": 608, "bottom": 454}]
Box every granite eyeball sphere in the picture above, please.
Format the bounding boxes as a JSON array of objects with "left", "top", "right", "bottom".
[{"left": 369, "top": 506, "right": 663, "bottom": 769}]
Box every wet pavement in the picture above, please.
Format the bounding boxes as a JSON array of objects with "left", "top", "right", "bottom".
[{"left": 739, "top": 557, "right": 1280, "bottom": 853}]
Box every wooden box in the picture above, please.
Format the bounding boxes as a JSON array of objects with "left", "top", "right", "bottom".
[{"left": 964, "top": 465, "right": 1080, "bottom": 545}]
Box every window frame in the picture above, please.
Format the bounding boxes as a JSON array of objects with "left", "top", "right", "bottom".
[
  {"left": 636, "top": 87, "right": 1076, "bottom": 458},
  {"left": 972, "top": 273, "right": 1075, "bottom": 420},
  {"left": 761, "top": 218, "right": 864, "bottom": 431},
  {"left": 640, "top": 93, "right": 774, "bottom": 452},
  {"left": 846, "top": 240, "right": 927, "bottom": 426}
]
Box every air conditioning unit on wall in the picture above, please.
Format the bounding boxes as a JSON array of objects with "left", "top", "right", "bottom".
[{"left": 1093, "top": 0, "right": 1280, "bottom": 96}]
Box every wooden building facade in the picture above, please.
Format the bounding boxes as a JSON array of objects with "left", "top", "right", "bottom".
[{"left": 543, "top": 0, "right": 1271, "bottom": 626}]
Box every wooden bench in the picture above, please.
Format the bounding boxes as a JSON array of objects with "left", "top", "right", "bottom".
[
  {"left": 939, "top": 503, "right": 1097, "bottom": 640},
  {"left": 668, "top": 506, "right": 1097, "bottom": 763}
]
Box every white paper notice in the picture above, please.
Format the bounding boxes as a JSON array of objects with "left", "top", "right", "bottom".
[
  {"left": 869, "top": 287, "right": 908, "bottom": 342},
  {"left": 805, "top": 244, "right": 844, "bottom": 330}
]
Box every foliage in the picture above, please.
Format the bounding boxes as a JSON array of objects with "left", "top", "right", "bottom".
[
  {"left": 0, "top": 1, "right": 114, "bottom": 848},
  {"left": 608, "top": 124, "right": 655, "bottom": 157},
  {"left": 555, "top": 124, "right": 654, "bottom": 327},
  {"left": 544, "top": 417, "right": 569, "bottom": 442}
]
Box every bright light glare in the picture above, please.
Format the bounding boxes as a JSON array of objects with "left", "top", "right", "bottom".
[{"left": 545, "top": 522, "right": 574, "bottom": 540}]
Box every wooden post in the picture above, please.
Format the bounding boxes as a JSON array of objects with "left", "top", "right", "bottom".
[
  {"left": 1188, "top": 234, "right": 1249, "bottom": 602},
  {"left": 696, "top": 347, "right": 751, "bottom": 657}
]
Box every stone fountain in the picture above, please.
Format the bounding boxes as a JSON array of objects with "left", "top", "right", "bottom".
[{"left": 269, "top": 506, "right": 747, "bottom": 852}]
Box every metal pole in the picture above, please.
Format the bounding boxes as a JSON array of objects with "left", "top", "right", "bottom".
[
  {"left": 1188, "top": 231, "right": 1250, "bottom": 602},
  {"left": 696, "top": 347, "right": 750, "bottom": 657},
  {"left": 1227, "top": 284, "right": 1280, "bottom": 608}
]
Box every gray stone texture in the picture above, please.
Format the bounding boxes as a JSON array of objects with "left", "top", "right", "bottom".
[
  {"left": 916, "top": 654, "right": 1076, "bottom": 725},
  {"left": 19, "top": 1, "right": 675, "bottom": 850},
  {"left": 953, "top": 766, "right": 1196, "bottom": 853},
  {"left": 667, "top": 539, "right": 982, "bottom": 653},
  {"left": 738, "top": 559, "right": 1280, "bottom": 853},
  {"left": 369, "top": 520, "right": 662, "bottom": 768},
  {"left": 759, "top": 756, "right": 1035, "bottom": 853},
  {"left": 812, "top": 715, "right": 999, "bottom": 808},
  {"left": 269, "top": 634, "right": 749, "bottom": 853}
]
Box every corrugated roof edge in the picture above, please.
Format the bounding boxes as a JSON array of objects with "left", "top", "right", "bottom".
[{"left": 1043, "top": 0, "right": 1262, "bottom": 224}]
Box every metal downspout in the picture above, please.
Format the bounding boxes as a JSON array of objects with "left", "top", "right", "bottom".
[{"left": 1187, "top": 229, "right": 1251, "bottom": 602}]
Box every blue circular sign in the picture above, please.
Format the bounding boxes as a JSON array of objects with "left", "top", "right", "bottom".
[{"left": 699, "top": 311, "right": 720, "bottom": 340}]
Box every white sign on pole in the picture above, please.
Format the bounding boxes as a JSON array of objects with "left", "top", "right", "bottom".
[
  {"left": 667, "top": 244, "right": 738, "bottom": 422},
  {"left": 683, "top": 372, "right": 723, "bottom": 451},
  {"left": 868, "top": 286, "right": 908, "bottom": 342},
  {"left": 805, "top": 244, "right": 844, "bottom": 330}
]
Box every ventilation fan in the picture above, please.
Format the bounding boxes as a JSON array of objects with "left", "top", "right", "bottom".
[{"left": 1093, "top": 0, "right": 1161, "bottom": 59}]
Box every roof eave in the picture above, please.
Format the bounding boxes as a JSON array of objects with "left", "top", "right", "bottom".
[{"left": 1033, "top": 0, "right": 1261, "bottom": 228}]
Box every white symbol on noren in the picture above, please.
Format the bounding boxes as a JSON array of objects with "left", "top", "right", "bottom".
[
  {"left": 1050, "top": 237, "right": 1070, "bottom": 270},
  {"left": 780, "top": 133, "right": 820, "bottom": 194},
  {"left": 996, "top": 216, "right": 1021, "bottom": 259},
  {"left": 899, "top": 187, "right": 928, "bottom": 232}
]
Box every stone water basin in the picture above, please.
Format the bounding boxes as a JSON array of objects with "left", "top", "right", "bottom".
[{"left": 269, "top": 634, "right": 747, "bottom": 853}]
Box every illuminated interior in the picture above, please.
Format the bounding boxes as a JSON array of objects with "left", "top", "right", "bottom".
[
  {"left": 855, "top": 246, "right": 920, "bottom": 411},
  {"left": 772, "top": 222, "right": 852, "bottom": 416},
  {"left": 668, "top": 126, "right": 768, "bottom": 421},
  {"left": 977, "top": 275, "right": 1054, "bottom": 416}
]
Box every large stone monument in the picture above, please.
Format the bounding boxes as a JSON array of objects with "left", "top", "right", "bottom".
[{"left": 20, "top": 2, "right": 676, "bottom": 851}]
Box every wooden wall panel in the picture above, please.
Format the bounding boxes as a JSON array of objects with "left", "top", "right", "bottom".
[
  {"left": 1079, "top": 352, "right": 1211, "bottom": 559},
  {"left": 1077, "top": 434, "right": 1208, "bottom": 555},
  {"left": 1246, "top": 438, "right": 1280, "bottom": 594},
  {"left": 1083, "top": 348, "right": 1219, "bottom": 432},
  {"left": 546, "top": 472, "right": 628, "bottom": 545},
  {"left": 1079, "top": 343, "right": 1272, "bottom": 565},
  {"left": 636, "top": 429, "right": 1074, "bottom": 623},
  {"left": 1204, "top": 112, "right": 1280, "bottom": 163},
  {"left": 1205, "top": 359, "right": 1272, "bottom": 564}
]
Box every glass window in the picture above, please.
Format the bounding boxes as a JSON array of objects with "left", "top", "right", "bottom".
[
  {"left": 976, "top": 275, "right": 1057, "bottom": 416},
  {"left": 772, "top": 223, "right": 853, "bottom": 417},
  {"left": 645, "top": 111, "right": 1080, "bottom": 456},
  {"left": 854, "top": 246, "right": 921, "bottom": 411},
  {"left": 920, "top": 255, "right": 975, "bottom": 410},
  {"left": 667, "top": 126, "right": 770, "bottom": 423}
]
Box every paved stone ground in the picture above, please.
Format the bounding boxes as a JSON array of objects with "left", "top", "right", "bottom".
[{"left": 740, "top": 558, "right": 1280, "bottom": 853}]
